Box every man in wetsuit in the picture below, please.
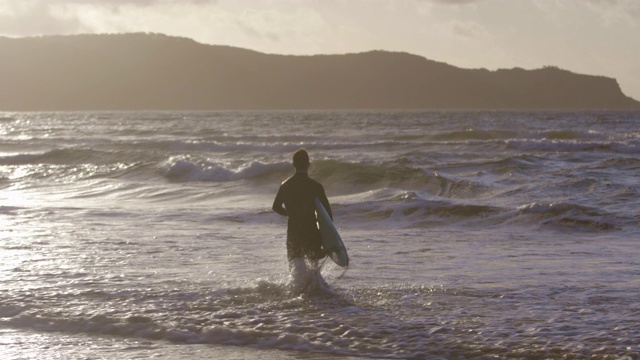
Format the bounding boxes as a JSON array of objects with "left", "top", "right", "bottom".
[{"left": 272, "top": 149, "right": 332, "bottom": 266}]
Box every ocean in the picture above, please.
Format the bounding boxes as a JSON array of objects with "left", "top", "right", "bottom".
[{"left": 1, "top": 110, "right": 638, "bottom": 359}]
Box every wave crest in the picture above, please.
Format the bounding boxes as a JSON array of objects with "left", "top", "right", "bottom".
[
  {"left": 517, "top": 202, "right": 617, "bottom": 231},
  {"left": 163, "top": 157, "right": 290, "bottom": 182}
]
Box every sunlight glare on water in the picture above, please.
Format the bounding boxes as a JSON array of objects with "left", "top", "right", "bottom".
[{"left": 1, "top": 111, "right": 639, "bottom": 359}]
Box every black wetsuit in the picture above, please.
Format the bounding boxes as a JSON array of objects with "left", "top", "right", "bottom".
[{"left": 272, "top": 171, "right": 332, "bottom": 261}]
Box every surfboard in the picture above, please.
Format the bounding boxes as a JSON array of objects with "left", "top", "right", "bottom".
[{"left": 315, "top": 198, "right": 349, "bottom": 267}]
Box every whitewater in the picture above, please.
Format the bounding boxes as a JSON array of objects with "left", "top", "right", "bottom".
[{"left": 1, "top": 110, "right": 639, "bottom": 359}]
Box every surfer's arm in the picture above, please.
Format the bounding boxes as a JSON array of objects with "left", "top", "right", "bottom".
[
  {"left": 319, "top": 191, "right": 333, "bottom": 221},
  {"left": 272, "top": 189, "right": 288, "bottom": 216}
]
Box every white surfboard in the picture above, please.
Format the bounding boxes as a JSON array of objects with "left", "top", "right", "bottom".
[{"left": 315, "top": 198, "right": 349, "bottom": 267}]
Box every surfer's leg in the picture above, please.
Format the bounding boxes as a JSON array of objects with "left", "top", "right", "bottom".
[
  {"left": 286, "top": 233, "right": 304, "bottom": 264},
  {"left": 289, "top": 257, "right": 313, "bottom": 294},
  {"left": 305, "top": 256, "right": 331, "bottom": 292},
  {"left": 289, "top": 257, "right": 306, "bottom": 274},
  {"left": 303, "top": 230, "right": 324, "bottom": 263}
]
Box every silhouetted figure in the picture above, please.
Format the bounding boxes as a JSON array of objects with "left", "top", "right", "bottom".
[{"left": 273, "top": 149, "right": 332, "bottom": 278}]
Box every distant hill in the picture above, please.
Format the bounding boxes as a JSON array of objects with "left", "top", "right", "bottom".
[{"left": 1, "top": 33, "right": 638, "bottom": 111}]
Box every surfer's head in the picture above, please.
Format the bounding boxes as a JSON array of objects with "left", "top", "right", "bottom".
[{"left": 293, "top": 148, "right": 310, "bottom": 171}]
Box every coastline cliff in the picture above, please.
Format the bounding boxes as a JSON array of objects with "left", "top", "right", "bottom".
[{"left": 1, "top": 33, "right": 638, "bottom": 111}]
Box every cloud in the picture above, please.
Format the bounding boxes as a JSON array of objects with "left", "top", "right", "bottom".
[
  {"left": 585, "top": 0, "right": 640, "bottom": 26},
  {"left": 16, "top": 0, "right": 218, "bottom": 4},
  {"left": 420, "top": 0, "right": 486, "bottom": 4},
  {"left": 534, "top": 0, "right": 640, "bottom": 27},
  {"left": 449, "top": 20, "right": 490, "bottom": 39},
  {"left": 0, "top": 0, "right": 221, "bottom": 37},
  {"left": 0, "top": 1, "right": 86, "bottom": 36}
]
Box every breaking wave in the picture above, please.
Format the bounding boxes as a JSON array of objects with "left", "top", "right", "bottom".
[{"left": 163, "top": 157, "right": 291, "bottom": 182}]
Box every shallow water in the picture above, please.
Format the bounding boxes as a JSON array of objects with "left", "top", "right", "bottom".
[{"left": 1, "top": 110, "right": 639, "bottom": 359}]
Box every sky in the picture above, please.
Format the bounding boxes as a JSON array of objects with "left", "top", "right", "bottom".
[{"left": 1, "top": 0, "right": 639, "bottom": 100}]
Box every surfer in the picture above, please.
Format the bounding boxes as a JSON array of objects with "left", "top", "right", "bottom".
[{"left": 272, "top": 149, "right": 332, "bottom": 271}]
